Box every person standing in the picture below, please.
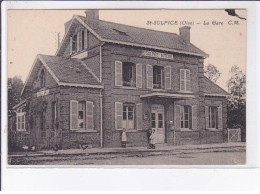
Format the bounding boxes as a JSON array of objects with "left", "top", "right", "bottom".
[
  {"left": 150, "top": 129, "right": 157, "bottom": 149},
  {"left": 121, "top": 128, "right": 127, "bottom": 148},
  {"left": 146, "top": 129, "right": 152, "bottom": 149}
]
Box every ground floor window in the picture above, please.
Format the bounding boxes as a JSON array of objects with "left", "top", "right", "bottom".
[
  {"left": 122, "top": 104, "right": 134, "bottom": 129},
  {"left": 180, "top": 106, "right": 190, "bottom": 129},
  {"left": 78, "top": 101, "right": 86, "bottom": 129},
  {"left": 17, "top": 112, "right": 26, "bottom": 131},
  {"left": 209, "top": 106, "right": 218, "bottom": 129}
]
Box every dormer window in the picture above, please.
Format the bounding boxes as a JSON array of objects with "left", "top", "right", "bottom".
[
  {"left": 72, "top": 33, "right": 77, "bottom": 54},
  {"left": 70, "top": 30, "right": 87, "bottom": 55},
  {"left": 40, "top": 69, "right": 45, "bottom": 88}
]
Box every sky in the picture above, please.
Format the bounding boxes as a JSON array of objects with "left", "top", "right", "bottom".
[{"left": 8, "top": 9, "right": 246, "bottom": 91}]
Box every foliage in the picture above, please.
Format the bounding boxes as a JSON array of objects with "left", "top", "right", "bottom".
[
  {"left": 204, "top": 64, "right": 221, "bottom": 83},
  {"left": 226, "top": 65, "right": 246, "bottom": 141},
  {"left": 8, "top": 76, "right": 24, "bottom": 115}
]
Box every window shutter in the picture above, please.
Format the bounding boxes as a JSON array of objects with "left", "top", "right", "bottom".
[
  {"left": 218, "top": 106, "right": 223, "bottom": 130},
  {"left": 17, "top": 114, "right": 19, "bottom": 130},
  {"left": 180, "top": 69, "right": 185, "bottom": 91},
  {"left": 174, "top": 105, "right": 181, "bottom": 130},
  {"left": 115, "top": 61, "right": 122, "bottom": 86},
  {"left": 136, "top": 103, "right": 143, "bottom": 130},
  {"left": 84, "top": 30, "right": 88, "bottom": 49},
  {"left": 78, "top": 30, "right": 82, "bottom": 51},
  {"left": 115, "top": 102, "right": 123, "bottom": 130},
  {"left": 205, "top": 106, "right": 209, "bottom": 129},
  {"left": 70, "top": 100, "right": 78, "bottom": 130},
  {"left": 86, "top": 101, "right": 94, "bottom": 130},
  {"left": 146, "top": 64, "right": 153, "bottom": 89},
  {"left": 136, "top": 63, "right": 142, "bottom": 88},
  {"left": 186, "top": 70, "right": 191, "bottom": 91},
  {"left": 76, "top": 31, "right": 80, "bottom": 52},
  {"left": 164, "top": 66, "right": 171, "bottom": 89},
  {"left": 192, "top": 105, "right": 197, "bottom": 130},
  {"left": 69, "top": 36, "right": 73, "bottom": 55}
]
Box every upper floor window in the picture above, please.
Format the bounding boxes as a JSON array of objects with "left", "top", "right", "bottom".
[
  {"left": 123, "top": 62, "right": 136, "bottom": 87},
  {"left": 17, "top": 112, "right": 26, "bottom": 131},
  {"left": 70, "top": 30, "right": 87, "bottom": 55},
  {"left": 115, "top": 61, "right": 142, "bottom": 88},
  {"left": 40, "top": 69, "right": 45, "bottom": 88},
  {"left": 153, "top": 66, "right": 164, "bottom": 89},
  {"left": 180, "top": 69, "right": 191, "bottom": 92}
]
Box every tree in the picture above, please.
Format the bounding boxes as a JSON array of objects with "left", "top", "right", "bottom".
[
  {"left": 8, "top": 75, "right": 24, "bottom": 115},
  {"left": 204, "top": 64, "right": 221, "bottom": 83},
  {"left": 226, "top": 65, "right": 246, "bottom": 141}
]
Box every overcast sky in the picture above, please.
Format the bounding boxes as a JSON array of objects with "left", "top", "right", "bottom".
[{"left": 8, "top": 9, "right": 246, "bottom": 91}]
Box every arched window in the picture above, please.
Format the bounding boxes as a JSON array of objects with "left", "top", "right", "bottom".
[{"left": 40, "top": 69, "right": 45, "bottom": 88}]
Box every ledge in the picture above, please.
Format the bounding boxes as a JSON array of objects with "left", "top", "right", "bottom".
[{"left": 70, "top": 129, "right": 98, "bottom": 133}]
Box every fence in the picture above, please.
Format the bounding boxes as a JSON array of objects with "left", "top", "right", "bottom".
[{"left": 228, "top": 128, "right": 241, "bottom": 142}]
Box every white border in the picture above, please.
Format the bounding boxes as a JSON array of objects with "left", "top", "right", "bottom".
[{"left": 1, "top": 1, "right": 259, "bottom": 191}]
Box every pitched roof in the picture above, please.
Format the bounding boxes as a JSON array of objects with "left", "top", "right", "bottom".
[
  {"left": 203, "top": 76, "right": 229, "bottom": 96},
  {"left": 39, "top": 54, "right": 100, "bottom": 85},
  {"left": 57, "top": 15, "right": 208, "bottom": 58}
]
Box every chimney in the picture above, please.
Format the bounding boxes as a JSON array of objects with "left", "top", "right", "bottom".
[
  {"left": 179, "top": 26, "right": 191, "bottom": 44},
  {"left": 85, "top": 9, "right": 99, "bottom": 29}
]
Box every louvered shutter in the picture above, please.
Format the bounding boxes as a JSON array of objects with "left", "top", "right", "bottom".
[
  {"left": 180, "top": 69, "right": 185, "bottom": 91},
  {"left": 174, "top": 105, "right": 181, "bottom": 130},
  {"left": 86, "top": 101, "right": 94, "bottom": 130},
  {"left": 205, "top": 106, "right": 209, "bottom": 129},
  {"left": 84, "top": 30, "right": 88, "bottom": 49},
  {"left": 70, "top": 100, "right": 78, "bottom": 130},
  {"left": 218, "top": 106, "right": 223, "bottom": 130},
  {"left": 69, "top": 36, "right": 73, "bottom": 55},
  {"left": 146, "top": 64, "right": 153, "bottom": 89},
  {"left": 115, "top": 61, "right": 122, "bottom": 86},
  {"left": 115, "top": 102, "right": 123, "bottom": 130},
  {"left": 164, "top": 66, "right": 171, "bottom": 90},
  {"left": 136, "top": 103, "right": 143, "bottom": 130},
  {"left": 186, "top": 70, "right": 191, "bottom": 91},
  {"left": 192, "top": 105, "right": 197, "bottom": 130},
  {"left": 136, "top": 63, "right": 142, "bottom": 88}
]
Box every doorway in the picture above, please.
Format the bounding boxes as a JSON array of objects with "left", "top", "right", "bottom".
[{"left": 151, "top": 104, "right": 165, "bottom": 144}]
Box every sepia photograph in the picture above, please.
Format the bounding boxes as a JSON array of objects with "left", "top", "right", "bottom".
[{"left": 7, "top": 9, "right": 246, "bottom": 165}]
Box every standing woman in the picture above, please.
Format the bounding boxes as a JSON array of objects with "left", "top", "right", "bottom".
[{"left": 150, "top": 129, "right": 157, "bottom": 149}]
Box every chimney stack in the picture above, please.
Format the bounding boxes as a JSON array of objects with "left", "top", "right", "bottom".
[
  {"left": 179, "top": 26, "right": 191, "bottom": 44},
  {"left": 85, "top": 9, "right": 99, "bottom": 29}
]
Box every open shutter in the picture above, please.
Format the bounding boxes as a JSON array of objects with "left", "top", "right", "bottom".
[
  {"left": 70, "top": 100, "right": 78, "bottom": 130},
  {"left": 86, "top": 101, "right": 94, "bottom": 130},
  {"left": 146, "top": 64, "right": 153, "bottom": 89},
  {"left": 69, "top": 36, "right": 73, "bottom": 55},
  {"left": 218, "top": 106, "right": 223, "bottom": 129},
  {"left": 136, "top": 103, "right": 143, "bottom": 130},
  {"left": 192, "top": 105, "right": 197, "bottom": 130},
  {"left": 164, "top": 66, "right": 171, "bottom": 90},
  {"left": 180, "top": 69, "right": 185, "bottom": 91},
  {"left": 136, "top": 63, "right": 142, "bottom": 88},
  {"left": 115, "top": 61, "right": 122, "bottom": 86},
  {"left": 84, "top": 30, "right": 88, "bottom": 49},
  {"left": 115, "top": 102, "right": 123, "bottom": 130},
  {"left": 205, "top": 106, "right": 209, "bottom": 129},
  {"left": 174, "top": 105, "right": 181, "bottom": 130},
  {"left": 186, "top": 69, "right": 191, "bottom": 91}
]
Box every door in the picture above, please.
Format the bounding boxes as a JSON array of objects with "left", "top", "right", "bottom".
[{"left": 151, "top": 104, "right": 165, "bottom": 144}]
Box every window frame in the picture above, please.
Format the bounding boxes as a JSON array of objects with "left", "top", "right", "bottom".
[
  {"left": 208, "top": 106, "right": 219, "bottom": 129},
  {"left": 153, "top": 65, "right": 164, "bottom": 89},
  {"left": 180, "top": 105, "right": 190, "bottom": 129},
  {"left": 16, "top": 112, "right": 26, "bottom": 132},
  {"left": 122, "top": 62, "right": 136, "bottom": 87},
  {"left": 122, "top": 104, "right": 135, "bottom": 130}
]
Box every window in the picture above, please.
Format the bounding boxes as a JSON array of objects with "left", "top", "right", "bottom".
[
  {"left": 70, "top": 100, "right": 94, "bottom": 130},
  {"left": 209, "top": 106, "right": 218, "bottom": 129},
  {"left": 40, "top": 69, "right": 45, "bottom": 88},
  {"left": 78, "top": 101, "right": 86, "bottom": 129},
  {"left": 153, "top": 66, "right": 164, "bottom": 89},
  {"left": 81, "top": 30, "right": 85, "bottom": 50},
  {"left": 122, "top": 104, "right": 135, "bottom": 129},
  {"left": 180, "top": 106, "right": 190, "bottom": 129},
  {"left": 17, "top": 112, "right": 26, "bottom": 131},
  {"left": 180, "top": 69, "right": 191, "bottom": 91},
  {"left": 122, "top": 62, "right": 136, "bottom": 87},
  {"left": 72, "top": 34, "right": 77, "bottom": 54},
  {"left": 52, "top": 102, "right": 57, "bottom": 128}
]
